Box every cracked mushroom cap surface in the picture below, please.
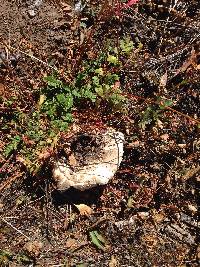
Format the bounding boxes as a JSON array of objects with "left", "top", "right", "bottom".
[{"left": 52, "top": 128, "right": 124, "bottom": 191}]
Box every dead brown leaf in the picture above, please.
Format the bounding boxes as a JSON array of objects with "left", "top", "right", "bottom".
[
  {"left": 65, "top": 238, "right": 78, "bottom": 249},
  {"left": 141, "top": 233, "right": 159, "bottom": 252},
  {"left": 153, "top": 211, "right": 165, "bottom": 223},
  {"left": 159, "top": 71, "right": 168, "bottom": 90},
  {"left": 38, "top": 149, "right": 52, "bottom": 160},
  {"left": 176, "top": 47, "right": 197, "bottom": 75},
  {"left": 109, "top": 255, "right": 119, "bottom": 267},
  {"left": 60, "top": 2, "right": 72, "bottom": 12},
  {"left": 24, "top": 240, "right": 43, "bottom": 256},
  {"left": 74, "top": 204, "right": 93, "bottom": 217},
  {"left": 160, "top": 133, "right": 169, "bottom": 141},
  {"left": 181, "top": 166, "right": 200, "bottom": 181},
  {"left": 68, "top": 153, "right": 77, "bottom": 167},
  {"left": 187, "top": 204, "right": 197, "bottom": 214},
  {"left": 0, "top": 83, "right": 5, "bottom": 96}
]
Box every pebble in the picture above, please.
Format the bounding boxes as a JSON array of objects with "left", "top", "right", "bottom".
[
  {"left": 27, "top": 0, "right": 43, "bottom": 18},
  {"left": 28, "top": 9, "right": 36, "bottom": 17}
]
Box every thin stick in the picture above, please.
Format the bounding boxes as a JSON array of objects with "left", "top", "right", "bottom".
[
  {"left": 1, "top": 217, "right": 31, "bottom": 240},
  {"left": 0, "top": 154, "right": 14, "bottom": 174},
  {"left": 88, "top": 217, "right": 111, "bottom": 230},
  {"left": 0, "top": 172, "right": 22, "bottom": 192},
  {"left": 1, "top": 42, "right": 58, "bottom": 72},
  {"left": 166, "top": 106, "right": 200, "bottom": 124},
  {"left": 72, "top": 0, "right": 114, "bottom": 73},
  {"left": 121, "top": 93, "right": 200, "bottom": 125},
  {"left": 1, "top": 41, "right": 72, "bottom": 83}
]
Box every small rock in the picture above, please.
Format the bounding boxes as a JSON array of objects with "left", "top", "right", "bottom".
[
  {"left": 74, "top": 0, "right": 86, "bottom": 13},
  {"left": 115, "top": 217, "right": 137, "bottom": 231},
  {"left": 28, "top": 9, "right": 36, "bottom": 17},
  {"left": 0, "top": 202, "right": 3, "bottom": 210},
  {"left": 188, "top": 204, "right": 197, "bottom": 213},
  {"left": 33, "top": 0, "right": 43, "bottom": 8},
  {"left": 160, "top": 133, "right": 169, "bottom": 141},
  {"left": 137, "top": 212, "right": 149, "bottom": 220},
  {"left": 177, "top": 143, "right": 187, "bottom": 148}
]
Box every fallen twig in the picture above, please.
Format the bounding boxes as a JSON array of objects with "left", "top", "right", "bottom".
[
  {"left": 88, "top": 217, "right": 111, "bottom": 230},
  {"left": 0, "top": 172, "right": 23, "bottom": 192},
  {"left": 1, "top": 217, "right": 31, "bottom": 240},
  {"left": 121, "top": 93, "right": 200, "bottom": 125},
  {"left": 1, "top": 41, "right": 73, "bottom": 83}
]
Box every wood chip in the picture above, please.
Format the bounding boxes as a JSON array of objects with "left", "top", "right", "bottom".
[{"left": 181, "top": 166, "right": 200, "bottom": 181}]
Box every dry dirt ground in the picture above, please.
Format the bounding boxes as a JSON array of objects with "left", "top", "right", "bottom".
[{"left": 0, "top": 0, "right": 200, "bottom": 266}]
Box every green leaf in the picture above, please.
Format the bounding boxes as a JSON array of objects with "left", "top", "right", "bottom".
[
  {"left": 0, "top": 250, "right": 13, "bottom": 264},
  {"left": 76, "top": 72, "right": 87, "bottom": 86},
  {"left": 107, "top": 55, "right": 119, "bottom": 65},
  {"left": 71, "top": 89, "right": 81, "bottom": 98},
  {"left": 17, "top": 254, "right": 32, "bottom": 264},
  {"left": 3, "top": 135, "right": 21, "bottom": 157},
  {"left": 81, "top": 87, "right": 97, "bottom": 102},
  {"left": 110, "top": 93, "right": 126, "bottom": 107},
  {"left": 159, "top": 99, "right": 173, "bottom": 110},
  {"left": 93, "top": 231, "right": 106, "bottom": 244},
  {"left": 52, "top": 120, "right": 69, "bottom": 131},
  {"left": 106, "top": 73, "right": 119, "bottom": 85},
  {"left": 95, "top": 85, "right": 104, "bottom": 97},
  {"left": 164, "top": 99, "right": 173, "bottom": 106},
  {"left": 63, "top": 113, "right": 73, "bottom": 122},
  {"left": 89, "top": 231, "right": 106, "bottom": 251},
  {"left": 120, "top": 37, "right": 134, "bottom": 55},
  {"left": 43, "top": 76, "right": 62, "bottom": 87},
  {"left": 95, "top": 68, "right": 104, "bottom": 75},
  {"left": 92, "top": 76, "right": 100, "bottom": 86},
  {"left": 56, "top": 93, "right": 66, "bottom": 105},
  {"left": 137, "top": 42, "right": 143, "bottom": 50},
  {"left": 56, "top": 94, "right": 73, "bottom": 110},
  {"left": 63, "top": 84, "right": 72, "bottom": 93}
]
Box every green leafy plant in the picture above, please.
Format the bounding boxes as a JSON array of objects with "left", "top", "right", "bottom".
[
  {"left": 107, "top": 54, "right": 119, "bottom": 65},
  {"left": 16, "top": 253, "right": 33, "bottom": 265},
  {"left": 41, "top": 75, "right": 75, "bottom": 129},
  {"left": 139, "top": 98, "right": 174, "bottom": 129},
  {"left": 2, "top": 41, "right": 128, "bottom": 173},
  {"left": 89, "top": 230, "right": 107, "bottom": 251},
  {"left": 76, "top": 264, "right": 88, "bottom": 267},
  {"left": 3, "top": 135, "right": 21, "bottom": 157},
  {"left": 158, "top": 98, "right": 173, "bottom": 110},
  {"left": 0, "top": 250, "right": 13, "bottom": 267},
  {"left": 120, "top": 37, "right": 134, "bottom": 55},
  {"left": 139, "top": 105, "right": 161, "bottom": 130},
  {"left": 74, "top": 54, "right": 126, "bottom": 109}
]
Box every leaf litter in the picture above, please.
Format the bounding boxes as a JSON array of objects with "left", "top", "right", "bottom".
[{"left": 0, "top": 0, "right": 200, "bottom": 266}]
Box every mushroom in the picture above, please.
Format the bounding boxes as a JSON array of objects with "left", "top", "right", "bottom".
[{"left": 52, "top": 128, "right": 124, "bottom": 191}]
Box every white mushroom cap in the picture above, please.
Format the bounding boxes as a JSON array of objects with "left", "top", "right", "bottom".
[{"left": 52, "top": 128, "right": 124, "bottom": 191}]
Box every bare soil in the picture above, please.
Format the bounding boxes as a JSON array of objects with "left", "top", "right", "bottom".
[{"left": 0, "top": 1, "right": 200, "bottom": 266}]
